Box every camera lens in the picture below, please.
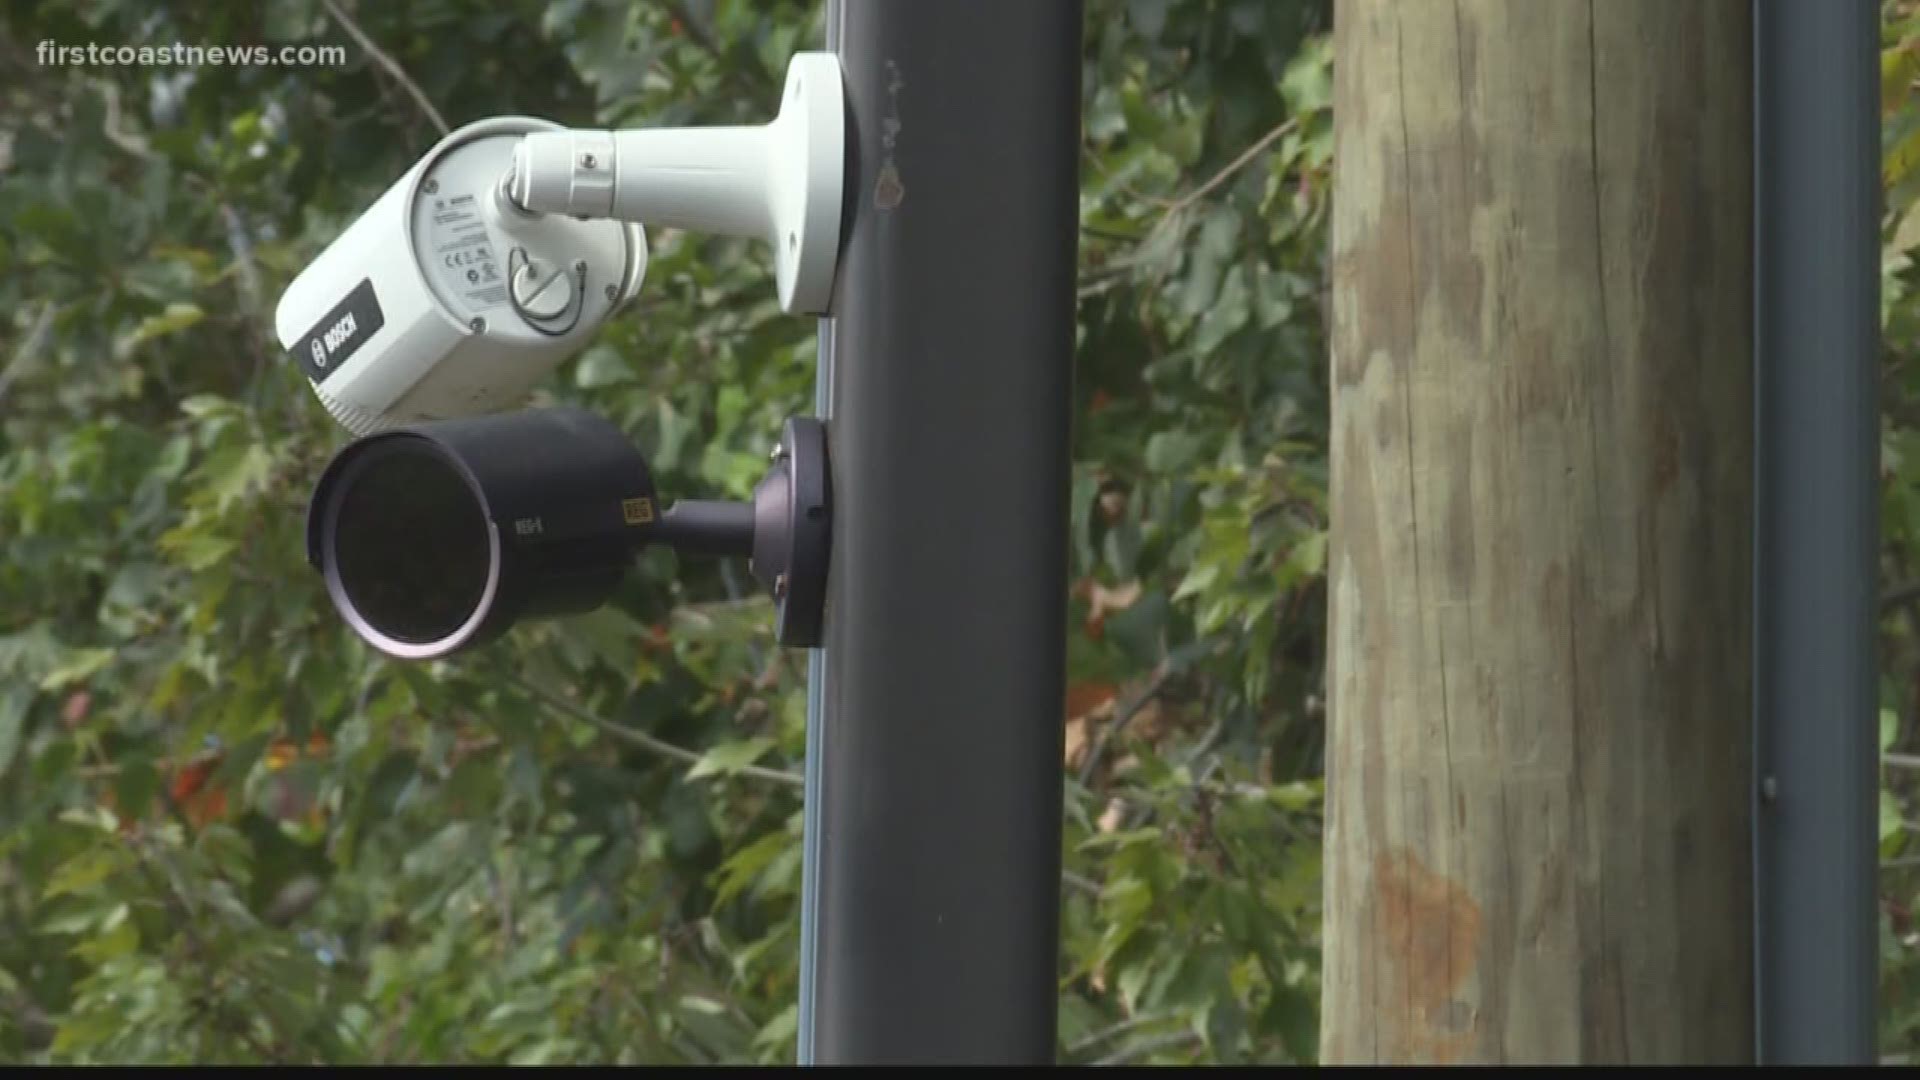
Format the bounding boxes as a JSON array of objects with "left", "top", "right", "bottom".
[
  {"left": 324, "top": 441, "right": 497, "bottom": 650},
  {"left": 307, "top": 408, "right": 659, "bottom": 660}
]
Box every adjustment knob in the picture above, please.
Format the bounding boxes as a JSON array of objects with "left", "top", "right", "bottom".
[{"left": 510, "top": 256, "right": 574, "bottom": 322}]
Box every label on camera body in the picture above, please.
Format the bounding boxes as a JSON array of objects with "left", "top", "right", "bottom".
[
  {"left": 293, "top": 278, "right": 385, "bottom": 384},
  {"left": 427, "top": 192, "right": 509, "bottom": 313}
]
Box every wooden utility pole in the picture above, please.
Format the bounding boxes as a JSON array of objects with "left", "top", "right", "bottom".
[{"left": 1322, "top": 0, "right": 1754, "bottom": 1064}]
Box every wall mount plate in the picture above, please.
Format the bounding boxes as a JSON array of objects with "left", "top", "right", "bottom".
[{"left": 752, "top": 416, "right": 832, "bottom": 647}]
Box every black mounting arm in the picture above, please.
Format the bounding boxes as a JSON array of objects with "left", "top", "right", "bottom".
[{"left": 650, "top": 416, "right": 832, "bottom": 647}]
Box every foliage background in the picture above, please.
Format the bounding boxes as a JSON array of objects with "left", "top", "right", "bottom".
[
  {"left": 0, "top": 0, "right": 1914, "bottom": 1065},
  {"left": 1872, "top": 1, "right": 1920, "bottom": 1057},
  {"left": 0, "top": 0, "right": 1332, "bottom": 1064}
]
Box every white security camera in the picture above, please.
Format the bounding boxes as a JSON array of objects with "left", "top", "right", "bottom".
[
  {"left": 275, "top": 115, "right": 647, "bottom": 435},
  {"left": 275, "top": 53, "right": 844, "bottom": 435}
]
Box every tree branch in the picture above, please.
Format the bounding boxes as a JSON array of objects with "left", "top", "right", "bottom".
[
  {"left": 1080, "top": 117, "right": 1304, "bottom": 294},
  {"left": 0, "top": 300, "right": 55, "bottom": 410},
  {"left": 1060, "top": 869, "right": 1103, "bottom": 898},
  {"left": 650, "top": 0, "right": 777, "bottom": 103},
  {"left": 656, "top": 0, "right": 724, "bottom": 63},
  {"left": 1159, "top": 116, "right": 1299, "bottom": 224},
  {"left": 320, "top": 0, "right": 450, "bottom": 136},
  {"left": 124, "top": 832, "right": 288, "bottom": 1064},
  {"left": 1067, "top": 1011, "right": 1181, "bottom": 1056},
  {"left": 1093, "top": 1029, "right": 1204, "bottom": 1066},
  {"left": 507, "top": 672, "right": 803, "bottom": 787},
  {"left": 1077, "top": 661, "right": 1177, "bottom": 786},
  {"left": 92, "top": 79, "right": 156, "bottom": 160}
]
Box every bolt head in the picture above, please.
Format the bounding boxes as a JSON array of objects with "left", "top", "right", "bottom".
[{"left": 581, "top": 152, "right": 597, "bottom": 169}]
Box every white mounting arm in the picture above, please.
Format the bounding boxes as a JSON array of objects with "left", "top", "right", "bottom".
[{"left": 506, "top": 52, "right": 844, "bottom": 315}]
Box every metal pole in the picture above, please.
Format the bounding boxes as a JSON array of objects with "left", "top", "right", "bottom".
[
  {"left": 795, "top": 242, "right": 834, "bottom": 1071},
  {"left": 1753, "top": 0, "right": 1880, "bottom": 1064},
  {"left": 799, "top": 0, "right": 1082, "bottom": 1063}
]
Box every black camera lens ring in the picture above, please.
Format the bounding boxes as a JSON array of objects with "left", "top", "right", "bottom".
[{"left": 317, "top": 435, "right": 503, "bottom": 660}]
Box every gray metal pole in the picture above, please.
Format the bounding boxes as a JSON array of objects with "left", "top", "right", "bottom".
[
  {"left": 1753, "top": 0, "right": 1881, "bottom": 1064},
  {"left": 795, "top": 245, "right": 833, "bottom": 1070},
  {"left": 799, "top": 0, "right": 1082, "bottom": 1063}
]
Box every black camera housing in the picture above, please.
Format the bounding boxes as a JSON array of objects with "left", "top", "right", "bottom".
[{"left": 306, "top": 407, "right": 829, "bottom": 659}]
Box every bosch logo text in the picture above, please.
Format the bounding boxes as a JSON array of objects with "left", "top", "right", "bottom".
[{"left": 322, "top": 312, "right": 358, "bottom": 356}]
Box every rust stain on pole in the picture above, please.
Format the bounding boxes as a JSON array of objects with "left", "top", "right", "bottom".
[{"left": 1374, "top": 849, "right": 1484, "bottom": 1063}]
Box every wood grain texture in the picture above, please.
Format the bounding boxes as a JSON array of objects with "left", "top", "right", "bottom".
[{"left": 1321, "top": 0, "right": 1753, "bottom": 1063}]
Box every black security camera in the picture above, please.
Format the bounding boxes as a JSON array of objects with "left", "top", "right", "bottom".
[{"left": 305, "top": 407, "right": 830, "bottom": 659}]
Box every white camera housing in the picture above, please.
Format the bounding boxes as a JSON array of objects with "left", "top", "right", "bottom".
[
  {"left": 277, "top": 53, "right": 845, "bottom": 435},
  {"left": 275, "top": 116, "right": 647, "bottom": 435}
]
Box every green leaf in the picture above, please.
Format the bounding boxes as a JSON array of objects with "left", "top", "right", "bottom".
[
  {"left": 688, "top": 737, "right": 776, "bottom": 781},
  {"left": 1265, "top": 780, "right": 1323, "bottom": 813},
  {"left": 69, "top": 915, "right": 140, "bottom": 965},
  {"left": 1119, "top": 960, "right": 1153, "bottom": 1015},
  {"left": 1193, "top": 265, "right": 1251, "bottom": 353},
  {"left": 1145, "top": 429, "right": 1206, "bottom": 474},
  {"left": 116, "top": 301, "right": 204, "bottom": 356},
  {"left": 573, "top": 344, "right": 635, "bottom": 389},
  {"left": 1174, "top": 562, "right": 1221, "bottom": 603},
  {"left": 753, "top": 1003, "right": 799, "bottom": 1057},
  {"left": 1889, "top": 120, "right": 1920, "bottom": 192},
  {"left": 0, "top": 688, "right": 29, "bottom": 775},
  {"left": 509, "top": 1038, "right": 570, "bottom": 1066},
  {"left": 38, "top": 648, "right": 113, "bottom": 691},
  {"left": 43, "top": 848, "right": 119, "bottom": 899},
  {"left": 56, "top": 807, "right": 120, "bottom": 834},
  {"left": 37, "top": 898, "right": 121, "bottom": 936},
  {"left": 157, "top": 528, "right": 238, "bottom": 571},
  {"left": 198, "top": 444, "right": 275, "bottom": 512},
  {"left": 1280, "top": 37, "right": 1333, "bottom": 114},
  {"left": 1280, "top": 530, "right": 1327, "bottom": 584},
  {"left": 179, "top": 394, "right": 237, "bottom": 420},
  {"left": 1081, "top": 826, "right": 1163, "bottom": 851},
  {"left": 1128, "top": 0, "right": 1173, "bottom": 38},
  {"left": 711, "top": 829, "right": 789, "bottom": 909}
]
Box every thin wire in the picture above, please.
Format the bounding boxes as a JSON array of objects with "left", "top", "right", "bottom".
[{"left": 797, "top": 0, "right": 841, "bottom": 1039}]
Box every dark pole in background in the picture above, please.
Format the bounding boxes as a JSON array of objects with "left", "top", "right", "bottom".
[
  {"left": 1753, "top": 0, "right": 1880, "bottom": 1064},
  {"left": 799, "top": 0, "right": 1083, "bottom": 1064}
]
